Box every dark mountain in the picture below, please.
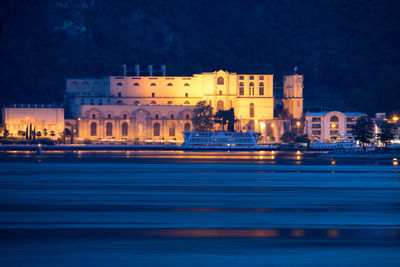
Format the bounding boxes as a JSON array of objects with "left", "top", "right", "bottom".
[{"left": 1, "top": 0, "right": 399, "bottom": 115}]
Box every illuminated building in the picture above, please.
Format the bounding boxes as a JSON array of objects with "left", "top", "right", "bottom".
[
  {"left": 305, "top": 111, "right": 366, "bottom": 140},
  {"left": 65, "top": 67, "right": 303, "bottom": 142}
]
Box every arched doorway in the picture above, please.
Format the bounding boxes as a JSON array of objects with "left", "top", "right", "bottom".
[
  {"left": 106, "top": 122, "right": 113, "bottom": 136},
  {"left": 90, "top": 122, "right": 97, "bottom": 136},
  {"left": 217, "top": 100, "right": 224, "bottom": 111},
  {"left": 153, "top": 122, "right": 160, "bottom": 137},
  {"left": 184, "top": 122, "right": 191, "bottom": 132},
  {"left": 169, "top": 122, "right": 175, "bottom": 137},
  {"left": 121, "top": 122, "right": 128, "bottom": 136}
]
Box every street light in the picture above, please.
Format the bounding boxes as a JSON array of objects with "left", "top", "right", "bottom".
[
  {"left": 393, "top": 116, "right": 399, "bottom": 123},
  {"left": 296, "top": 121, "right": 300, "bottom": 136}
]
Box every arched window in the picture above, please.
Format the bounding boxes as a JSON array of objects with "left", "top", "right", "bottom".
[
  {"left": 330, "top": 115, "right": 339, "bottom": 122},
  {"left": 249, "top": 82, "right": 254, "bottom": 95},
  {"left": 150, "top": 83, "right": 156, "bottom": 86},
  {"left": 153, "top": 122, "right": 160, "bottom": 137},
  {"left": 123, "top": 114, "right": 127, "bottom": 119},
  {"left": 151, "top": 101, "right": 157, "bottom": 105},
  {"left": 217, "top": 100, "right": 224, "bottom": 111},
  {"left": 155, "top": 114, "right": 159, "bottom": 119},
  {"left": 92, "top": 114, "right": 96, "bottom": 119},
  {"left": 106, "top": 122, "right": 113, "bottom": 136},
  {"left": 133, "top": 83, "right": 140, "bottom": 86},
  {"left": 184, "top": 101, "right": 190, "bottom": 105},
  {"left": 259, "top": 82, "right": 264, "bottom": 95},
  {"left": 249, "top": 103, "right": 254, "bottom": 118},
  {"left": 186, "top": 114, "right": 190, "bottom": 119},
  {"left": 168, "top": 101, "right": 173, "bottom": 105},
  {"left": 121, "top": 122, "right": 128, "bottom": 136},
  {"left": 217, "top": 77, "right": 224, "bottom": 85},
  {"left": 82, "top": 81, "right": 90, "bottom": 91},
  {"left": 118, "top": 92, "right": 121, "bottom": 97},
  {"left": 107, "top": 114, "right": 111, "bottom": 119},
  {"left": 116, "top": 83, "right": 123, "bottom": 86},
  {"left": 239, "top": 82, "right": 244, "bottom": 95},
  {"left": 90, "top": 122, "right": 97, "bottom": 136},
  {"left": 69, "top": 81, "right": 79, "bottom": 91},
  {"left": 169, "top": 122, "right": 175, "bottom": 136},
  {"left": 183, "top": 83, "right": 190, "bottom": 87},
  {"left": 134, "top": 101, "right": 140, "bottom": 105},
  {"left": 170, "top": 114, "right": 174, "bottom": 119},
  {"left": 184, "top": 122, "right": 191, "bottom": 132},
  {"left": 167, "top": 83, "right": 173, "bottom": 86}
]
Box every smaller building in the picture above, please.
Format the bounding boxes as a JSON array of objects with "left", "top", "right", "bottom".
[
  {"left": 305, "top": 111, "right": 366, "bottom": 140},
  {"left": 2, "top": 104, "right": 64, "bottom": 139}
]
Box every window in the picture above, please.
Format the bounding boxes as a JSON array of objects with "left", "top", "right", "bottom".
[
  {"left": 133, "top": 83, "right": 139, "bottom": 86},
  {"left": 249, "top": 76, "right": 254, "bottom": 80},
  {"left": 90, "top": 122, "right": 97, "bottom": 136},
  {"left": 150, "top": 83, "right": 156, "bottom": 86},
  {"left": 116, "top": 100, "right": 123, "bottom": 105},
  {"left": 118, "top": 92, "right": 121, "bottom": 97},
  {"left": 106, "top": 122, "right": 113, "bottom": 136},
  {"left": 209, "top": 100, "right": 212, "bottom": 106},
  {"left": 168, "top": 101, "right": 173, "bottom": 105},
  {"left": 249, "top": 103, "right": 254, "bottom": 118},
  {"left": 167, "top": 83, "right": 173, "bottom": 86},
  {"left": 239, "top": 76, "right": 244, "bottom": 80},
  {"left": 152, "top": 92, "right": 155, "bottom": 97},
  {"left": 249, "top": 82, "right": 254, "bottom": 95},
  {"left": 81, "top": 99, "right": 85, "bottom": 104},
  {"left": 108, "top": 114, "right": 111, "bottom": 119},
  {"left": 312, "top": 124, "right": 321, "bottom": 129},
  {"left": 219, "top": 90, "right": 222, "bottom": 95},
  {"left": 239, "top": 82, "right": 244, "bottom": 95},
  {"left": 169, "top": 122, "right": 176, "bottom": 136},
  {"left": 155, "top": 114, "right": 159, "bottom": 119},
  {"left": 153, "top": 123, "right": 160, "bottom": 136},
  {"left": 123, "top": 114, "right": 127, "bottom": 119},
  {"left": 134, "top": 101, "right": 140, "bottom": 105},
  {"left": 346, "top": 117, "right": 354, "bottom": 122},
  {"left": 185, "top": 93, "right": 189, "bottom": 98},
  {"left": 330, "top": 130, "right": 339, "bottom": 135},
  {"left": 184, "top": 123, "right": 191, "bottom": 132},
  {"left": 330, "top": 116, "right": 339, "bottom": 122},
  {"left": 217, "top": 100, "right": 224, "bottom": 111},
  {"left": 121, "top": 122, "right": 128, "bottom": 136},
  {"left": 92, "top": 114, "right": 96, "bottom": 119},
  {"left": 186, "top": 114, "right": 190, "bottom": 119},
  {"left": 312, "top": 130, "right": 321, "bottom": 135},
  {"left": 217, "top": 77, "right": 224, "bottom": 85},
  {"left": 259, "top": 76, "right": 264, "bottom": 80},
  {"left": 151, "top": 101, "right": 157, "bottom": 105},
  {"left": 312, "top": 117, "right": 321, "bottom": 122},
  {"left": 184, "top": 101, "right": 190, "bottom": 104},
  {"left": 259, "top": 82, "right": 264, "bottom": 95},
  {"left": 98, "top": 99, "right": 103, "bottom": 105},
  {"left": 116, "top": 83, "right": 123, "bottom": 86},
  {"left": 171, "top": 114, "right": 174, "bottom": 119},
  {"left": 184, "top": 83, "right": 190, "bottom": 87}
]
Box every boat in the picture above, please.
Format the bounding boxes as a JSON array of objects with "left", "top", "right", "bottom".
[{"left": 181, "top": 131, "right": 276, "bottom": 150}]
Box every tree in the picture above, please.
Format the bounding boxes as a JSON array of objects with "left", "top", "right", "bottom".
[
  {"left": 295, "top": 134, "right": 310, "bottom": 144},
  {"left": 214, "top": 108, "right": 236, "bottom": 131},
  {"left": 281, "top": 131, "right": 296, "bottom": 143},
  {"left": 378, "top": 121, "right": 397, "bottom": 147},
  {"left": 351, "top": 117, "right": 374, "bottom": 147},
  {"left": 192, "top": 101, "right": 214, "bottom": 132}
]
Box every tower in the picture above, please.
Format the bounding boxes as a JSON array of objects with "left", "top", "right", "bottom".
[{"left": 282, "top": 74, "right": 303, "bottom": 119}]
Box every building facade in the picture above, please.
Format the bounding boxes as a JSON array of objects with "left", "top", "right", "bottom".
[
  {"left": 65, "top": 69, "right": 303, "bottom": 142},
  {"left": 2, "top": 104, "right": 64, "bottom": 139},
  {"left": 305, "top": 111, "right": 366, "bottom": 140}
]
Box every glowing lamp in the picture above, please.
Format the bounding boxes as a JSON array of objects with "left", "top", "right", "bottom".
[
  {"left": 296, "top": 122, "right": 300, "bottom": 126},
  {"left": 331, "top": 123, "right": 336, "bottom": 128},
  {"left": 393, "top": 116, "right": 399, "bottom": 123},
  {"left": 271, "top": 123, "right": 275, "bottom": 127}
]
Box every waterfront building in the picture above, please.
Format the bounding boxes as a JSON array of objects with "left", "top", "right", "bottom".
[
  {"left": 65, "top": 67, "right": 303, "bottom": 142},
  {"left": 305, "top": 111, "right": 366, "bottom": 140},
  {"left": 2, "top": 104, "right": 64, "bottom": 139}
]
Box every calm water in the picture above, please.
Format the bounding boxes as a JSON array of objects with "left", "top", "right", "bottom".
[{"left": 0, "top": 151, "right": 399, "bottom": 266}]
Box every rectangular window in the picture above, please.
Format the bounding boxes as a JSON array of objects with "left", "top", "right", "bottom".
[
  {"left": 249, "top": 76, "right": 254, "bottom": 80},
  {"left": 312, "top": 117, "right": 321, "bottom": 122},
  {"left": 108, "top": 114, "right": 111, "bottom": 119},
  {"left": 330, "top": 130, "right": 339, "bottom": 135},
  {"left": 152, "top": 92, "right": 155, "bottom": 98},
  {"left": 312, "top": 124, "right": 321, "bottom": 129},
  {"left": 219, "top": 90, "right": 222, "bottom": 95},
  {"left": 259, "top": 76, "right": 264, "bottom": 80},
  {"left": 239, "top": 76, "right": 244, "bottom": 80},
  {"left": 239, "top": 87, "right": 244, "bottom": 95},
  {"left": 185, "top": 93, "right": 188, "bottom": 97},
  {"left": 346, "top": 117, "right": 354, "bottom": 122},
  {"left": 346, "top": 124, "right": 354, "bottom": 129},
  {"left": 312, "top": 130, "right": 321, "bottom": 135}
]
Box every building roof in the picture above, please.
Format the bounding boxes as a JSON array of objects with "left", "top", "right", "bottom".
[{"left": 305, "top": 111, "right": 366, "bottom": 117}]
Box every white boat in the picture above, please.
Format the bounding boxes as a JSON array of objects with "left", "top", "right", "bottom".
[{"left": 182, "top": 131, "right": 264, "bottom": 150}]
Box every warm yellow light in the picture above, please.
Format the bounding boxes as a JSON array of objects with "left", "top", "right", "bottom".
[
  {"left": 296, "top": 150, "right": 301, "bottom": 154},
  {"left": 78, "top": 118, "right": 81, "bottom": 121},
  {"left": 260, "top": 122, "right": 265, "bottom": 128},
  {"left": 331, "top": 123, "right": 336, "bottom": 128},
  {"left": 26, "top": 116, "right": 29, "bottom": 120},
  {"left": 271, "top": 123, "right": 275, "bottom": 127},
  {"left": 331, "top": 161, "right": 336, "bottom": 165},
  {"left": 296, "top": 122, "right": 300, "bottom": 126},
  {"left": 393, "top": 116, "right": 399, "bottom": 122}
]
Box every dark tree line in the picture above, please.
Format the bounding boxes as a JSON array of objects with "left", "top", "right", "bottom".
[{"left": 0, "top": 0, "right": 399, "bottom": 115}]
